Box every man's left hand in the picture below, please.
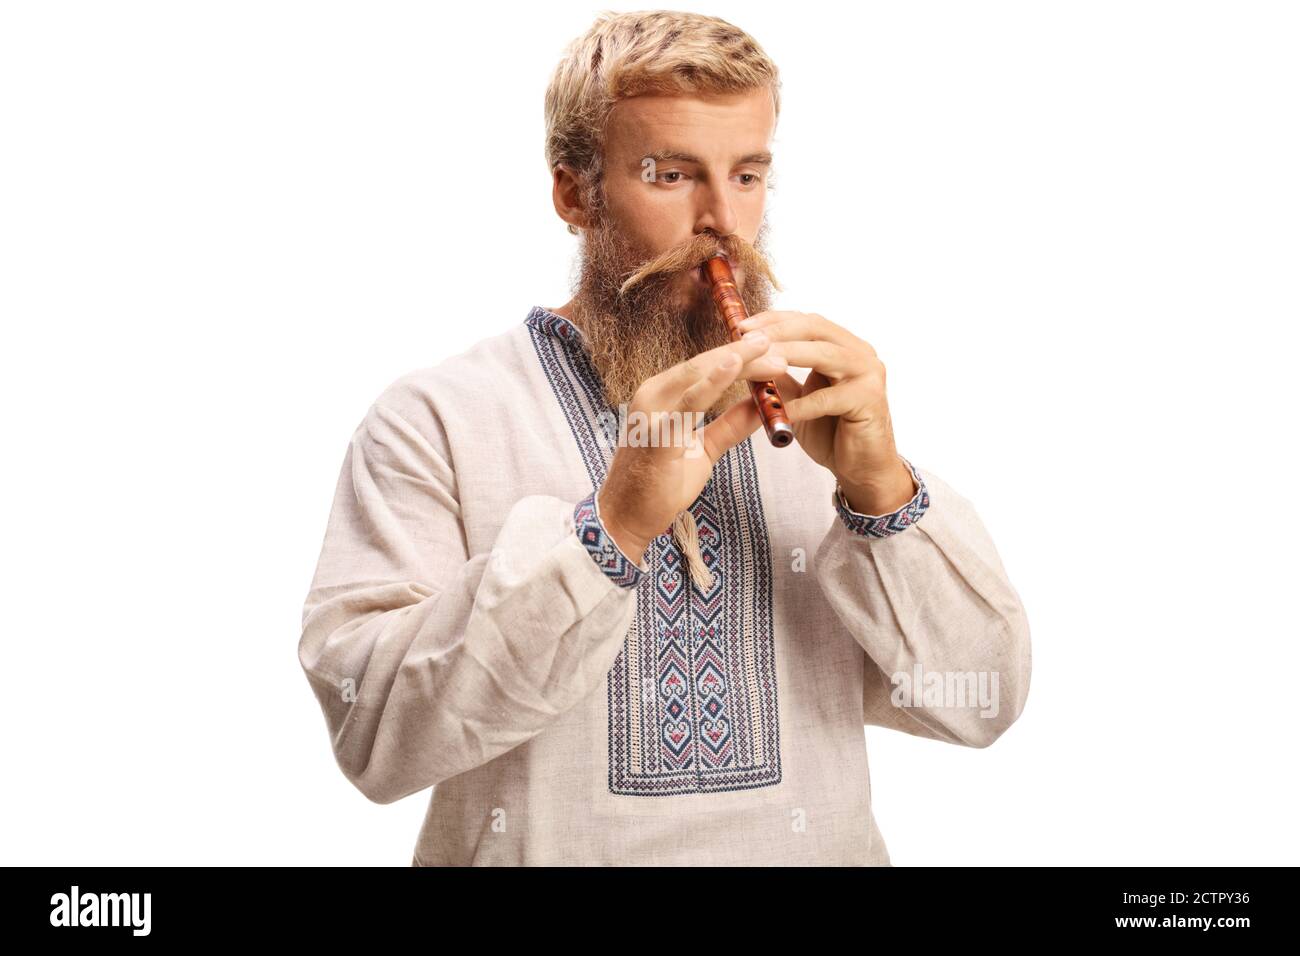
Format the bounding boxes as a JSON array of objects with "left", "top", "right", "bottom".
[{"left": 734, "top": 310, "right": 917, "bottom": 515}]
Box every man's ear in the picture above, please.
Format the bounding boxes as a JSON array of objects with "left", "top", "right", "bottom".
[{"left": 552, "top": 164, "right": 589, "bottom": 234}]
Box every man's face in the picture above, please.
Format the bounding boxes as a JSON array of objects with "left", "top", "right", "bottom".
[{"left": 568, "top": 87, "right": 780, "bottom": 415}]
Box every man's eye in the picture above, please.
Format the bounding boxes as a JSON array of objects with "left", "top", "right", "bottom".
[
  {"left": 659, "top": 171, "right": 684, "bottom": 184},
  {"left": 738, "top": 173, "right": 761, "bottom": 186}
]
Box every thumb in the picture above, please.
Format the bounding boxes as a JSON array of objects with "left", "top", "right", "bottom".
[{"left": 696, "top": 396, "right": 763, "bottom": 464}]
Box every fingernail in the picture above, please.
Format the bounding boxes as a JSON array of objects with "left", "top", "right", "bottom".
[{"left": 742, "top": 329, "right": 767, "bottom": 342}]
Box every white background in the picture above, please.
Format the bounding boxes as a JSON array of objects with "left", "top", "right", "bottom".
[{"left": 2, "top": 0, "right": 1296, "bottom": 865}]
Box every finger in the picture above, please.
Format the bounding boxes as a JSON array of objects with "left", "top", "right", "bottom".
[
  {"left": 737, "top": 351, "right": 788, "bottom": 381},
  {"left": 678, "top": 352, "right": 790, "bottom": 417},
  {"left": 730, "top": 310, "right": 804, "bottom": 334},
  {"left": 737, "top": 312, "right": 870, "bottom": 353},
  {"left": 733, "top": 310, "right": 836, "bottom": 339},
  {"left": 676, "top": 349, "right": 747, "bottom": 415},
  {"left": 781, "top": 379, "right": 876, "bottom": 423},
  {"left": 767, "top": 339, "right": 868, "bottom": 380},
  {"left": 651, "top": 331, "right": 773, "bottom": 402},
  {"left": 696, "top": 395, "right": 763, "bottom": 463}
]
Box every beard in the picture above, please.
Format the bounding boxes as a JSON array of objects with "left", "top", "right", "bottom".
[{"left": 567, "top": 194, "right": 780, "bottom": 419}]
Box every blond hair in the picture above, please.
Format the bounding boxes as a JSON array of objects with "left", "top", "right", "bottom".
[{"left": 544, "top": 10, "right": 781, "bottom": 234}]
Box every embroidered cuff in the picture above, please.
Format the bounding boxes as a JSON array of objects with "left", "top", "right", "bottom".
[
  {"left": 832, "top": 456, "right": 930, "bottom": 538},
  {"left": 574, "top": 491, "right": 647, "bottom": 588}
]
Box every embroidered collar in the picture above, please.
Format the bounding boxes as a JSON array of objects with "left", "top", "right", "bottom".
[{"left": 524, "top": 305, "right": 584, "bottom": 344}]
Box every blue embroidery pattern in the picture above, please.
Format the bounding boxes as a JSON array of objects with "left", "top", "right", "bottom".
[
  {"left": 832, "top": 456, "right": 930, "bottom": 537},
  {"left": 574, "top": 490, "right": 645, "bottom": 588},
  {"left": 526, "top": 306, "right": 783, "bottom": 796}
]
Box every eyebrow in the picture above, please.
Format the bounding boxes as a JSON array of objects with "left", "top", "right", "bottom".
[{"left": 640, "top": 148, "right": 773, "bottom": 168}]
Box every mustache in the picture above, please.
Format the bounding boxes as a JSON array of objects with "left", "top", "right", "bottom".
[{"left": 617, "top": 232, "right": 782, "bottom": 297}]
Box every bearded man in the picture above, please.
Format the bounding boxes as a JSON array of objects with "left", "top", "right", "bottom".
[{"left": 299, "top": 9, "right": 1031, "bottom": 867}]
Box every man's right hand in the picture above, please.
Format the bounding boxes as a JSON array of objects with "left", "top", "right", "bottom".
[{"left": 596, "top": 330, "right": 788, "bottom": 564}]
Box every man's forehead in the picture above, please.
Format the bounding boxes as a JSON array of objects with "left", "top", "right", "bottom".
[{"left": 605, "top": 89, "right": 776, "bottom": 161}]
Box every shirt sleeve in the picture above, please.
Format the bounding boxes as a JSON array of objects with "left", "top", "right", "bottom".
[
  {"left": 831, "top": 455, "right": 931, "bottom": 537},
  {"left": 814, "top": 457, "right": 1032, "bottom": 748},
  {"left": 573, "top": 489, "right": 650, "bottom": 586},
  {"left": 298, "top": 400, "right": 639, "bottom": 804}
]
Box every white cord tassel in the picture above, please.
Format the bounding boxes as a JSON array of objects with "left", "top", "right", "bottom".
[{"left": 671, "top": 508, "right": 714, "bottom": 591}]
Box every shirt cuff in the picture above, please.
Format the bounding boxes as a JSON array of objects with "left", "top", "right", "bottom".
[
  {"left": 573, "top": 490, "right": 648, "bottom": 588},
  {"left": 832, "top": 455, "right": 930, "bottom": 537}
]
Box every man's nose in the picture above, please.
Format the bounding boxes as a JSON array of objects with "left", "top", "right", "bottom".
[{"left": 694, "top": 186, "right": 739, "bottom": 237}]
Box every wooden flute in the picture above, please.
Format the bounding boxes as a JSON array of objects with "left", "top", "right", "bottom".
[{"left": 704, "top": 251, "right": 795, "bottom": 447}]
